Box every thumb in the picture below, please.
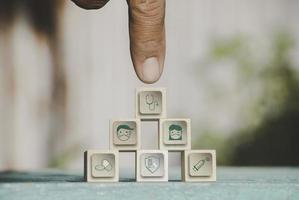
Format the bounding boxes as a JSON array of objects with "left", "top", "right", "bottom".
[{"left": 127, "top": 0, "right": 166, "bottom": 84}]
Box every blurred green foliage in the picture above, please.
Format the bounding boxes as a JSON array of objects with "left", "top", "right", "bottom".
[{"left": 194, "top": 31, "right": 299, "bottom": 165}]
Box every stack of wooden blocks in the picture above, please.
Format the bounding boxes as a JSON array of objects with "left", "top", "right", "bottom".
[{"left": 84, "top": 88, "right": 216, "bottom": 182}]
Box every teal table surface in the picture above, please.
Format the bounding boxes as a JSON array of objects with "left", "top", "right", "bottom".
[{"left": 0, "top": 167, "right": 299, "bottom": 200}]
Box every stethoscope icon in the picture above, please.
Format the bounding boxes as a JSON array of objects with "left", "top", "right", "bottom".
[{"left": 145, "top": 94, "right": 159, "bottom": 111}]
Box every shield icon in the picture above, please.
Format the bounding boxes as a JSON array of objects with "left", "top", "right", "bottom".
[{"left": 145, "top": 156, "right": 160, "bottom": 173}]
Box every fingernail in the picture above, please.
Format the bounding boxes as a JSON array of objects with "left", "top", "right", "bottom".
[{"left": 142, "top": 57, "right": 161, "bottom": 83}]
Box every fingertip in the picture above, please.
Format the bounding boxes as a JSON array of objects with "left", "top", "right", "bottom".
[
  {"left": 142, "top": 57, "right": 162, "bottom": 83},
  {"left": 135, "top": 57, "right": 163, "bottom": 84}
]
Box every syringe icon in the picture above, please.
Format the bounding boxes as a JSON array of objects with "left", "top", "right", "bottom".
[{"left": 192, "top": 157, "right": 210, "bottom": 171}]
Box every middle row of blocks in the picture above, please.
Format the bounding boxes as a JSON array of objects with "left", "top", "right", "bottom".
[{"left": 109, "top": 118, "right": 191, "bottom": 151}]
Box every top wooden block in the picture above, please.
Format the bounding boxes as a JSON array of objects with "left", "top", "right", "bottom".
[{"left": 135, "top": 88, "right": 166, "bottom": 120}]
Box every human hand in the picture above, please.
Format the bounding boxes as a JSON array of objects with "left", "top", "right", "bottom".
[{"left": 71, "top": 0, "right": 166, "bottom": 84}]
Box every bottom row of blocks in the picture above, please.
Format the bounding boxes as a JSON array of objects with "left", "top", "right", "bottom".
[{"left": 84, "top": 150, "right": 216, "bottom": 182}]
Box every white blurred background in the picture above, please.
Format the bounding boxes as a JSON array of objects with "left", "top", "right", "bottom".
[{"left": 0, "top": 0, "right": 299, "bottom": 171}]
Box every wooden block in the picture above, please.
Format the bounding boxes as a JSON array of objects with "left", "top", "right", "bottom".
[
  {"left": 109, "top": 119, "right": 141, "bottom": 151},
  {"left": 135, "top": 88, "right": 166, "bottom": 120},
  {"left": 84, "top": 150, "right": 119, "bottom": 182},
  {"left": 159, "top": 118, "right": 191, "bottom": 151},
  {"left": 182, "top": 150, "right": 216, "bottom": 182},
  {"left": 136, "top": 150, "right": 168, "bottom": 182}
]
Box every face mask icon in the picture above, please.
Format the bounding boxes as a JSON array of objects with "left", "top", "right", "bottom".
[
  {"left": 94, "top": 159, "right": 113, "bottom": 172},
  {"left": 168, "top": 124, "right": 183, "bottom": 140}
]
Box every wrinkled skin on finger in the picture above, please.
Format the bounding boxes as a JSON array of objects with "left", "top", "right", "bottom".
[
  {"left": 127, "top": 0, "right": 166, "bottom": 83},
  {"left": 70, "top": 0, "right": 166, "bottom": 83}
]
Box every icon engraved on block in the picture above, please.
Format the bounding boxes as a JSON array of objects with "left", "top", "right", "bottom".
[
  {"left": 189, "top": 153, "right": 213, "bottom": 177},
  {"left": 141, "top": 153, "right": 164, "bottom": 177},
  {"left": 94, "top": 159, "right": 113, "bottom": 172},
  {"left": 116, "top": 124, "right": 134, "bottom": 141},
  {"left": 145, "top": 93, "right": 159, "bottom": 111},
  {"left": 168, "top": 124, "right": 183, "bottom": 141},
  {"left": 91, "top": 154, "right": 115, "bottom": 178},
  {"left": 145, "top": 156, "right": 160, "bottom": 173},
  {"left": 163, "top": 120, "right": 187, "bottom": 145},
  {"left": 192, "top": 156, "right": 210, "bottom": 172},
  {"left": 113, "top": 121, "right": 137, "bottom": 145},
  {"left": 139, "top": 91, "right": 162, "bottom": 115}
]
